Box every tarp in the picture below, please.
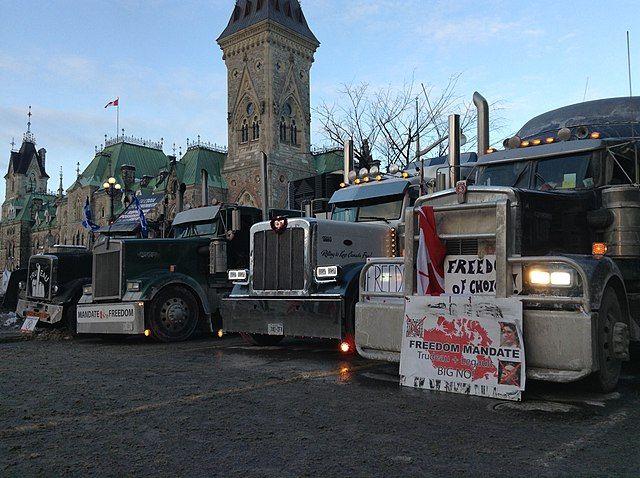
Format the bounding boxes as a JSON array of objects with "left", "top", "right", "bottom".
[{"left": 172, "top": 205, "right": 221, "bottom": 226}]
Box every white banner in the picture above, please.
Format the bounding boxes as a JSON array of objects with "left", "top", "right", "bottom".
[
  {"left": 364, "top": 261, "right": 404, "bottom": 295},
  {"left": 400, "top": 295, "right": 525, "bottom": 401}
]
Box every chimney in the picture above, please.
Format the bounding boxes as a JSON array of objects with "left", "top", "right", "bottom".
[
  {"left": 448, "top": 114, "right": 461, "bottom": 188},
  {"left": 201, "top": 169, "right": 209, "bottom": 207},
  {"left": 38, "top": 148, "right": 46, "bottom": 170},
  {"left": 473, "top": 92, "right": 489, "bottom": 156}
]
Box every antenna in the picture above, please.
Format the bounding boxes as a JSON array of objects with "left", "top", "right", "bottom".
[
  {"left": 582, "top": 76, "right": 590, "bottom": 101},
  {"left": 628, "top": 31, "right": 639, "bottom": 184},
  {"left": 628, "top": 31, "right": 633, "bottom": 97}
]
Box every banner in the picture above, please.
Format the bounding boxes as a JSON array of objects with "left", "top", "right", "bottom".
[{"left": 400, "top": 295, "right": 525, "bottom": 401}]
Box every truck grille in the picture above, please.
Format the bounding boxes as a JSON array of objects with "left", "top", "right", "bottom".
[
  {"left": 93, "top": 248, "right": 122, "bottom": 299},
  {"left": 27, "top": 256, "right": 53, "bottom": 300},
  {"left": 446, "top": 238, "right": 479, "bottom": 255},
  {"left": 253, "top": 229, "right": 305, "bottom": 291}
]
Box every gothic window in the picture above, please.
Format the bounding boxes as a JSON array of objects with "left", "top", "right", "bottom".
[
  {"left": 241, "top": 120, "right": 249, "bottom": 143},
  {"left": 284, "top": 102, "right": 293, "bottom": 116},
  {"left": 280, "top": 118, "right": 288, "bottom": 142},
  {"left": 244, "top": 1, "right": 252, "bottom": 17},
  {"left": 246, "top": 102, "right": 255, "bottom": 116},
  {"left": 290, "top": 119, "right": 298, "bottom": 145},
  {"left": 252, "top": 117, "right": 260, "bottom": 140},
  {"left": 284, "top": 1, "right": 292, "bottom": 17}
]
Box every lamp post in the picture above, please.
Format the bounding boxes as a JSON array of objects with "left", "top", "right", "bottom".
[{"left": 103, "top": 176, "right": 122, "bottom": 223}]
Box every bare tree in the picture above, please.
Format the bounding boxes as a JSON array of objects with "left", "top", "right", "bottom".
[{"left": 314, "top": 75, "right": 502, "bottom": 170}]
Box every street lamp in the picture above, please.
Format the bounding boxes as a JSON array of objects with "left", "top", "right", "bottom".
[{"left": 103, "top": 177, "right": 122, "bottom": 223}]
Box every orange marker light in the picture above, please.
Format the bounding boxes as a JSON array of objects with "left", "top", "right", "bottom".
[
  {"left": 532, "top": 139, "right": 542, "bottom": 146},
  {"left": 340, "top": 341, "right": 351, "bottom": 353},
  {"left": 592, "top": 242, "right": 607, "bottom": 256},
  {"left": 590, "top": 132, "right": 601, "bottom": 139},
  {"left": 545, "top": 137, "right": 555, "bottom": 144},
  {"left": 521, "top": 140, "right": 530, "bottom": 147},
  {"left": 144, "top": 329, "right": 151, "bottom": 337}
]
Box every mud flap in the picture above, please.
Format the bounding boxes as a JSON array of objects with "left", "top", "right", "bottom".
[{"left": 613, "top": 322, "right": 630, "bottom": 361}]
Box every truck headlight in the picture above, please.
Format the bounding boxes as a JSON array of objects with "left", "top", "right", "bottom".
[
  {"left": 126, "top": 281, "right": 141, "bottom": 292},
  {"left": 52, "top": 285, "right": 59, "bottom": 294},
  {"left": 83, "top": 285, "right": 92, "bottom": 295},
  {"left": 18, "top": 281, "right": 26, "bottom": 291},
  {"left": 228, "top": 269, "right": 249, "bottom": 284},
  {"left": 528, "top": 268, "right": 573, "bottom": 287},
  {"left": 316, "top": 266, "right": 339, "bottom": 281}
]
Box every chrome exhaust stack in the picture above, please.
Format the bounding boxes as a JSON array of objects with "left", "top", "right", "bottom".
[
  {"left": 260, "top": 152, "right": 269, "bottom": 221},
  {"left": 448, "top": 114, "right": 461, "bottom": 187},
  {"left": 343, "top": 139, "right": 354, "bottom": 184},
  {"left": 473, "top": 91, "right": 489, "bottom": 156}
]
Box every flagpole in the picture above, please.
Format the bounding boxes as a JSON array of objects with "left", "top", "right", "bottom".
[{"left": 116, "top": 101, "right": 120, "bottom": 141}]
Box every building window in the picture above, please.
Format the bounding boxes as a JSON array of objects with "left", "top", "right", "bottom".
[
  {"left": 280, "top": 118, "right": 287, "bottom": 142},
  {"left": 241, "top": 120, "right": 249, "bottom": 143},
  {"left": 252, "top": 117, "right": 260, "bottom": 140},
  {"left": 290, "top": 119, "right": 298, "bottom": 145}
]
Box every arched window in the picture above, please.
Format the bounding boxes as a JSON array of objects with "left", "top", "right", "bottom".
[
  {"left": 280, "top": 117, "right": 287, "bottom": 142},
  {"left": 241, "top": 120, "right": 249, "bottom": 143},
  {"left": 252, "top": 117, "right": 260, "bottom": 140},
  {"left": 290, "top": 119, "right": 298, "bottom": 145}
]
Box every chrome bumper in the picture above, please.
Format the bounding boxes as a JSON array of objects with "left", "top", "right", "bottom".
[
  {"left": 76, "top": 301, "right": 145, "bottom": 335},
  {"left": 355, "top": 301, "right": 596, "bottom": 382}
]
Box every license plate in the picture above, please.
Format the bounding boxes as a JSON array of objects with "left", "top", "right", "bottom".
[
  {"left": 267, "top": 323, "right": 284, "bottom": 336},
  {"left": 444, "top": 255, "right": 496, "bottom": 295}
]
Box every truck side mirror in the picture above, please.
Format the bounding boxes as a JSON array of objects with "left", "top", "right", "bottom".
[{"left": 231, "top": 208, "right": 241, "bottom": 232}]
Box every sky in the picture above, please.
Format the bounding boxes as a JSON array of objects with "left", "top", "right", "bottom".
[{"left": 0, "top": 0, "right": 638, "bottom": 198}]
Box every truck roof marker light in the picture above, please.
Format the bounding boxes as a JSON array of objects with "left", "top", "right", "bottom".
[
  {"left": 590, "top": 131, "right": 601, "bottom": 139},
  {"left": 339, "top": 182, "right": 347, "bottom": 188},
  {"left": 144, "top": 329, "right": 151, "bottom": 337},
  {"left": 545, "top": 137, "right": 555, "bottom": 144},
  {"left": 363, "top": 176, "right": 370, "bottom": 183},
  {"left": 375, "top": 175, "right": 383, "bottom": 181},
  {"left": 532, "top": 139, "right": 542, "bottom": 146},
  {"left": 520, "top": 140, "right": 530, "bottom": 148},
  {"left": 401, "top": 172, "right": 410, "bottom": 179},
  {"left": 354, "top": 178, "right": 361, "bottom": 185},
  {"left": 593, "top": 242, "right": 607, "bottom": 256},
  {"left": 486, "top": 147, "right": 497, "bottom": 154}
]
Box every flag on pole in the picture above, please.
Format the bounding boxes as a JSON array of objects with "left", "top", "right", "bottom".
[
  {"left": 416, "top": 205, "right": 446, "bottom": 296},
  {"left": 133, "top": 195, "right": 149, "bottom": 238},
  {"left": 81, "top": 197, "right": 100, "bottom": 231},
  {"left": 104, "top": 97, "right": 119, "bottom": 108}
]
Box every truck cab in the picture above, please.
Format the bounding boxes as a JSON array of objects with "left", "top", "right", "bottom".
[
  {"left": 77, "top": 204, "right": 264, "bottom": 341},
  {"left": 221, "top": 170, "right": 428, "bottom": 349},
  {"left": 357, "top": 95, "right": 640, "bottom": 391}
]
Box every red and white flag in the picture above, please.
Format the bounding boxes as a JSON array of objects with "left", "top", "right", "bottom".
[
  {"left": 416, "top": 205, "right": 446, "bottom": 296},
  {"left": 104, "top": 97, "right": 119, "bottom": 108}
]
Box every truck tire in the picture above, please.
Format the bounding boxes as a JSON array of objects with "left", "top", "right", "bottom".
[
  {"left": 240, "top": 332, "right": 283, "bottom": 346},
  {"left": 589, "top": 288, "right": 624, "bottom": 392},
  {"left": 149, "top": 286, "right": 200, "bottom": 342}
]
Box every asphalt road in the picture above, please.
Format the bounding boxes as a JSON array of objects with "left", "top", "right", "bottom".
[{"left": 1, "top": 335, "right": 640, "bottom": 477}]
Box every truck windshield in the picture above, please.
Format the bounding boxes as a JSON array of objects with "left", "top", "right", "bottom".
[
  {"left": 332, "top": 194, "right": 404, "bottom": 222},
  {"left": 173, "top": 220, "right": 219, "bottom": 238},
  {"left": 475, "top": 153, "right": 595, "bottom": 191}
]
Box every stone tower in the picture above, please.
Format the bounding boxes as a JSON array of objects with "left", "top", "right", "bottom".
[{"left": 217, "top": 0, "right": 319, "bottom": 208}]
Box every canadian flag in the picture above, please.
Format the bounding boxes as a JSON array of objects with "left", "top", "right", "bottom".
[
  {"left": 104, "top": 97, "right": 119, "bottom": 108},
  {"left": 416, "top": 205, "right": 446, "bottom": 296}
]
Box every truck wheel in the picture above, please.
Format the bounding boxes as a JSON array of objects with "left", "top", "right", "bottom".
[
  {"left": 589, "top": 288, "right": 624, "bottom": 392},
  {"left": 240, "top": 332, "right": 283, "bottom": 346},
  {"left": 149, "top": 286, "right": 200, "bottom": 342}
]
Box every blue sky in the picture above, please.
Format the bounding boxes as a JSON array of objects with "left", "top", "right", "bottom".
[{"left": 0, "top": 0, "right": 637, "bottom": 197}]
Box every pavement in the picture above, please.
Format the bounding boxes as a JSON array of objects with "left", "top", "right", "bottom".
[
  {"left": 0, "top": 312, "right": 25, "bottom": 343},
  {"left": 2, "top": 335, "right": 640, "bottom": 477}
]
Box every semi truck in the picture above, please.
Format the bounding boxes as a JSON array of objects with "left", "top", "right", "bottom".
[
  {"left": 221, "top": 144, "right": 477, "bottom": 350},
  {"left": 356, "top": 93, "right": 640, "bottom": 391}
]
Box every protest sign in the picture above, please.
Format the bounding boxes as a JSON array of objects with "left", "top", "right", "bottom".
[
  {"left": 400, "top": 295, "right": 525, "bottom": 401},
  {"left": 364, "top": 261, "right": 404, "bottom": 295}
]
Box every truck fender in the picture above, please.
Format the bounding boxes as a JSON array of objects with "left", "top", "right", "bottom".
[
  {"left": 129, "top": 273, "right": 212, "bottom": 317},
  {"left": 568, "top": 255, "right": 631, "bottom": 326},
  {"left": 318, "top": 263, "right": 366, "bottom": 299},
  {"left": 53, "top": 278, "right": 91, "bottom": 306}
]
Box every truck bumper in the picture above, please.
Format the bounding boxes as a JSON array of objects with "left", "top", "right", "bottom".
[
  {"left": 221, "top": 296, "right": 344, "bottom": 340},
  {"left": 355, "top": 302, "right": 596, "bottom": 383},
  {"left": 76, "top": 301, "right": 145, "bottom": 335},
  {"left": 16, "top": 298, "right": 64, "bottom": 324}
]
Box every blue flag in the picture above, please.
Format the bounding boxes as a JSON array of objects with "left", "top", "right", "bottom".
[
  {"left": 81, "top": 197, "right": 99, "bottom": 231},
  {"left": 134, "top": 195, "right": 148, "bottom": 238}
]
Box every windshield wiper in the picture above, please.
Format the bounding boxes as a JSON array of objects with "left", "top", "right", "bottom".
[
  {"left": 511, "top": 164, "right": 530, "bottom": 187},
  {"left": 359, "top": 216, "right": 390, "bottom": 224}
]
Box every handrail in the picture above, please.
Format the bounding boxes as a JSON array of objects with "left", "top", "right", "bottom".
[{"left": 359, "top": 257, "right": 404, "bottom": 302}]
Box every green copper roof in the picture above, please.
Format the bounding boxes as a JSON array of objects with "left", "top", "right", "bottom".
[
  {"left": 178, "top": 147, "right": 228, "bottom": 189},
  {"left": 313, "top": 148, "right": 343, "bottom": 175},
  {"left": 72, "top": 141, "right": 169, "bottom": 191}
]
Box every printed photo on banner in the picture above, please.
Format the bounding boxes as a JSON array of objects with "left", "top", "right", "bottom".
[{"left": 399, "top": 295, "right": 525, "bottom": 401}]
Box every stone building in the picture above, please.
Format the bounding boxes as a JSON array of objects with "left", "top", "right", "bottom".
[{"left": 217, "top": 0, "right": 320, "bottom": 208}]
